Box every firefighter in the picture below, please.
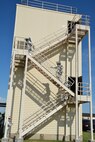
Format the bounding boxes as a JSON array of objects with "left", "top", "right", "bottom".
[
  {"left": 56, "top": 61, "right": 63, "bottom": 80},
  {"left": 25, "top": 37, "right": 34, "bottom": 52}
]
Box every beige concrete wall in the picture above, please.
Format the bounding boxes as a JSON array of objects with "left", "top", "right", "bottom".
[
  {"left": 11, "top": 67, "right": 24, "bottom": 133},
  {"left": 6, "top": 67, "right": 24, "bottom": 134},
  {"left": 5, "top": 4, "right": 83, "bottom": 141},
  {"left": 14, "top": 4, "right": 82, "bottom": 77},
  {"left": 14, "top": 4, "right": 79, "bottom": 41}
]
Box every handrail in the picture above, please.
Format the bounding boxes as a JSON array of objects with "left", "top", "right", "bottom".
[
  {"left": 14, "top": 25, "right": 67, "bottom": 51},
  {"left": 14, "top": 14, "right": 90, "bottom": 91},
  {"left": 78, "top": 82, "right": 90, "bottom": 95},
  {"left": 23, "top": 98, "right": 57, "bottom": 127},
  {"left": 20, "top": 1, "right": 90, "bottom": 25},
  {"left": 79, "top": 15, "right": 90, "bottom": 26},
  {"left": 14, "top": 22, "right": 76, "bottom": 88},
  {"left": 14, "top": 13, "right": 89, "bottom": 52},
  {"left": 24, "top": 72, "right": 67, "bottom": 123},
  {"left": 22, "top": 93, "right": 68, "bottom": 130},
  {"left": 33, "top": 52, "right": 75, "bottom": 87},
  {"left": 23, "top": 95, "right": 59, "bottom": 124},
  {"left": 23, "top": 71, "right": 70, "bottom": 126},
  {"left": 21, "top": 0, "right": 90, "bottom": 26},
  {"left": 21, "top": 0, "right": 77, "bottom": 14}
]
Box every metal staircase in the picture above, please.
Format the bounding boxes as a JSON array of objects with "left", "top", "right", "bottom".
[
  {"left": 20, "top": 51, "right": 74, "bottom": 137},
  {"left": 15, "top": 16, "right": 77, "bottom": 55},
  {"left": 28, "top": 54, "right": 74, "bottom": 96},
  {"left": 15, "top": 15, "right": 88, "bottom": 60},
  {"left": 19, "top": 69, "right": 71, "bottom": 137},
  {"left": 22, "top": 89, "right": 69, "bottom": 137},
  {"left": 13, "top": 14, "right": 90, "bottom": 138}
]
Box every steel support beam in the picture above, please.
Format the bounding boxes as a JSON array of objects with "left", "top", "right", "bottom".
[
  {"left": 19, "top": 55, "right": 28, "bottom": 139},
  {"left": 88, "top": 28, "right": 94, "bottom": 142},
  {"left": 75, "top": 26, "right": 79, "bottom": 142}
]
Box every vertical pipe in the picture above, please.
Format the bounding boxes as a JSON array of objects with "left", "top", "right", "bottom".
[
  {"left": 88, "top": 28, "right": 93, "bottom": 140},
  {"left": 19, "top": 55, "right": 28, "bottom": 138},
  {"left": 75, "top": 26, "right": 79, "bottom": 141},
  {"left": 66, "top": 41, "right": 68, "bottom": 83},
  {"left": 4, "top": 122, "right": 8, "bottom": 139}
]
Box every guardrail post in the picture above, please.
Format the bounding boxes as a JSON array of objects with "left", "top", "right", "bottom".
[
  {"left": 18, "top": 55, "right": 28, "bottom": 141},
  {"left": 75, "top": 26, "right": 80, "bottom": 142}
]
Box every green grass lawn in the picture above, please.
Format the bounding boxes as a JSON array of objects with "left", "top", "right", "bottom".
[
  {"left": 24, "top": 132, "right": 95, "bottom": 142},
  {"left": 0, "top": 132, "right": 95, "bottom": 142},
  {"left": 24, "top": 140, "right": 61, "bottom": 142},
  {"left": 83, "top": 132, "right": 95, "bottom": 142}
]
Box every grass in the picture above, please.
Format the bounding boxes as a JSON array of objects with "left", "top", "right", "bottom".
[
  {"left": 24, "top": 132, "right": 95, "bottom": 142},
  {"left": 0, "top": 132, "right": 95, "bottom": 142},
  {"left": 83, "top": 132, "right": 95, "bottom": 142},
  {"left": 83, "top": 132, "right": 91, "bottom": 142},
  {"left": 24, "top": 140, "right": 62, "bottom": 142}
]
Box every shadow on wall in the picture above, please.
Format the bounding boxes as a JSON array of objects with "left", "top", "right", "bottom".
[
  {"left": 25, "top": 81, "right": 50, "bottom": 107},
  {"left": 9, "top": 66, "right": 24, "bottom": 135},
  {"left": 35, "top": 42, "right": 65, "bottom": 63},
  {"left": 55, "top": 88, "right": 75, "bottom": 141},
  {"left": 56, "top": 106, "right": 75, "bottom": 141},
  {"left": 26, "top": 72, "right": 52, "bottom": 107},
  {"left": 10, "top": 65, "right": 56, "bottom": 136},
  {"left": 9, "top": 42, "right": 76, "bottom": 138},
  {"left": 24, "top": 114, "right": 56, "bottom": 140},
  {"left": 59, "top": 43, "right": 75, "bottom": 77}
]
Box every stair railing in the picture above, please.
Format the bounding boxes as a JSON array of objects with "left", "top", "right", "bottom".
[
  {"left": 14, "top": 13, "right": 89, "bottom": 54},
  {"left": 14, "top": 14, "right": 78, "bottom": 52},
  {"left": 27, "top": 15, "right": 90, "bottom": 88},
  {"left": 14, "top": 25, "right": 67, "bottom": 52},
  {"left": 22, "top": 93, "right": 68, "bottom": 131},
  {"left": 21, "top": 0, "right": 77, "bottom": 14},
  {"left": 29, "top": 51, "right": 74, "bottom": 88},
  {"left": 24, "top": 72, "right": 66, "bottom": 125},
  {"left": 78, "top": 82, "right": 90, "bottom": 95},
  {"left": 22, "top": 97, "right": 58, "bottom": 128},
  {"left": 25, "top": 72, "right": 67, "bottom": 123}
]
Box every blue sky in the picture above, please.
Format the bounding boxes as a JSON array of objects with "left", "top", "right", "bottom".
[{"left": 0, "top": 0, "right": 95, "bottom": 113}]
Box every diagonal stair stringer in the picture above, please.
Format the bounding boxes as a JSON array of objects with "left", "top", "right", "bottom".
[
  {"left": 31, "top": 33, "right": 68, "bottom": 57},
  {"left": 28, "top": 54, "right": 74, "bottom": 97},
  {"left": 22, "top": 99, "right": 68, "bottom": 137}
]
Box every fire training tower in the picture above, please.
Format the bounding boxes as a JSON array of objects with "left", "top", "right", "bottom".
[{"left": 3, "top": 0, "right": 94, "bottom": 142}]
